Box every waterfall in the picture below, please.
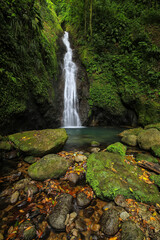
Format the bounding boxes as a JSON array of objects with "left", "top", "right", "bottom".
[{"left": 62, "top": 31, "right": 81, "bottom": 127}]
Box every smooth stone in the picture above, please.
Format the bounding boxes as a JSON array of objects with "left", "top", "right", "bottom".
[
  {"left": 77, "top": 192, "right": 91, "bottom": 208},
  {"left": 121, "top": 134, "right": 137, "bottom": 147},
  {"left": 120, "top": 211, "right": 130, "bottom": 221},
  {"left": 75, "top": 155, "right": 87, "bottom": 162},
  {"left": 14, "top": 179, "right": 30, "bottom": 190},
  {"left": 90, "top": 147, "right": 100, "bottom": 153},
  {"left": 10, "top": 191, "right": 19, "bottom": 204},
  {"left": 28, "top": 154, "right": 71, "bottom": 181},
  {"left": 137, "top": 128, "right": 160, "bottom": 150},
  {"left": 20, "top": 221, "right": 36, "bottom": 240},
  {"left": 48, "top": 193, "right": 73, "bottom": 231},
  {"left": 121, "top": 220, "right": 144, "bottom": 240},
  {"left": 114, "top": 195, "right": 127, "bottom": 208},
  {"left": 91, "top": 141, "right": 100, "bottom": 147},
  {"left": 66, "top": 173, "right": 79, "bottom": 184},
  {"left": 103, "top": 202, "right": 115, "bottom": 210},
  {"left": 24, "top": 156, "right": 37, "bottom": 164},
  {"left": 100, "top": 208, "right": 120, "bottom": 236},
  {"left": 8, "top": 129, "right": 68, "bottom": 157}
]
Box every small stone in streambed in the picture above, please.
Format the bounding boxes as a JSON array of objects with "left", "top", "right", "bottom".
[
  {"left": 10, "top": 191, "right": 19, "bottom": 204},
  {"left": 66, "top": 173, "right": 79, "bottom": 184},
  {"left": 20, "top": 221, "right": 36, "bottom": 240},
  {"left": 76, "top": 192, "right": 91, "bottom": 208},
  {"left": 48, "top": 193, "right": 73, "bottom": 231},
  {"left": 90, "top": 147, "right": 100, "bottom": 153},
  {"left": 100, "top": 208, "right": 120, "bottom": 236},
  {"left": 75, "top": 217, "right": 87, "bottom": 231},
  {"left": 24, "top": 184, "right": 38, "bottom": 195},
  {"left": 5, "top": 150, "right": 18, "bottom": 159},
  {"left": 120, "top": 211, "right": 130, "bottom": 221},
  {"left": 91, "top": 141, "right": 100, "bottom": 147},
  {"left": 75, "top": 155, "right": 87, "bottom": 162},
  {"left": 121, "top": 220, "right": 144, "bottom": 240},
  {"left": 24, "top": 156, "right": 37, "bottom": 164},
  {"left": 103, "top": 202, "right": 115, "bottom": 210},
  {"left": 14, "top": 178, "right": 30, "bottom": 190},
  {"left": 83, "top": 207, "right": 94, "bottom": 218},
  {"left": 114, "top": 194, "right": 127, "bottom": 208}
]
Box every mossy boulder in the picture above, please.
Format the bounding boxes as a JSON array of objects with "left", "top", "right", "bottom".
[
  {"left": 135, "top": 153, "right": 158, "bottom": 163},
  {"left": 106, "top": 142, "right": 127, "bottom": 157},
  {"left": 86, "top": 152, "right": 160, "bottom": 204},
  {"left": 151, "top": 145, "right": 160, "bottom": 158},
  {"left": 121, "top": 135, "right": 137, "bottom": 147},
  {"left": 8, "top": 129, "right": 68, "bottom": 157},
  {"left": 0, "top": 141, "right": 12, "bottom": 151},
  {"left": 28, "top": 154, "right": 71, "bottom": 180},
  {"left": 119, "top": 128, "right": 143, "bottom": 138},
  {"left": 137, "top": 128, "right": 160, "bottom": 150},
  {"left": 144, "top": 123, "right": 160, "bottom": 131}
]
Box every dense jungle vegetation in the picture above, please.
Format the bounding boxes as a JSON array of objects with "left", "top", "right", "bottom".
[
  {"left": 55, "top": 0, "right": 160, "bottom": 126},
  {"left": 0, "top": 0, "right": 62, "bottom": 133},
  {"left": 0, "top": 0, "right": 160, "bottom": 133}
]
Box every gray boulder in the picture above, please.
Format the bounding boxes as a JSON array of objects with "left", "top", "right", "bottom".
[{"left": 121, "top": 134, "right": 137, "bottom": 147}]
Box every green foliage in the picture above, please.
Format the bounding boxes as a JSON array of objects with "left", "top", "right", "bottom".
[
  {"left": 55, "top": 0, "right": 160, "bottom": 126},
  {"left": 0, "top": 0, "right": 62, "bottom": 127},
  {"left": 150, "top": 174, "right": 160, "bottom": 187}
]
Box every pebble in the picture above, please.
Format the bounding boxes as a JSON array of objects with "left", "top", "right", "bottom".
[
  {"left": 90, "top": 147, "right": 100, "bottom": 153},
  {"left": 10, "top": 191, "right": 19, "bottom": 204},
  {"left": 77, "top": 192, "right": 91, "bottom": 208},
  {"left": 75, "top": 155, "right": 87, "bottom": 162},
  {"left": 120, "top": 211, "right": 130, "bottom": 221},
  {"left": 103, "top": 202, "right": 115, "bottom": 210},
  {"left": 114, "top": 194, "right": 127, "bottom": 207}
]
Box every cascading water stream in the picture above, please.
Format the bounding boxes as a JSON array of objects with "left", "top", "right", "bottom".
[{"left": 62, "top": 31, "right": 81, "bottom": 127}]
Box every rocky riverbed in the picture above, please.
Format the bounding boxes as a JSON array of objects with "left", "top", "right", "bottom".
[{"left": 0, "top": 126, "right": 160, "bottom": 240}]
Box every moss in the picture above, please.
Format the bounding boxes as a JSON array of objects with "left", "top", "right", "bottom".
[
  {"left": 119, "top": 127, "right": 144, "bottom": 137},
  {"left": 86, "top": 152, "right": 160, "bottom": 204},
  {"left": 150, "top": 174, "right": 160, "bottom": 187},
  {"left": 0, "top": 141, "right": 12, "bottom": 151},
  {"left": 144, "top": 123, "right": 160, "bottom": 131},
  {"left": 151, "top": 145, "right": 160, "bottom": 158},
  {"left": 135, "top": 153, "right": 158, "bottom": 163},
  {"left": 106, "top": 142, "right": 127, "bottom": 157}
]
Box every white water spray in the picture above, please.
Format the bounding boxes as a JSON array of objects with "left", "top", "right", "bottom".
[{"left": 62, "top": 31, "right": 81, "bottom": 127}]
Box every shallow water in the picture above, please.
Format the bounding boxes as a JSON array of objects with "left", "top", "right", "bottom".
[{"left": 63, "top": 126, "right": 125, "bottom": 151}]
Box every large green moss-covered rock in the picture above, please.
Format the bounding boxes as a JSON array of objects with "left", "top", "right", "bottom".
[
  {"left": 8, "top": 129, "right": 68, "bottom": 157},
  {"left": 137, "top": 128, "right": 160, "bottom": 150},
  {"left": 121, "top": 134, "right": 137, "bottom": 147},
  {"left": 28, "top": 154, "right": 70, "bottom": 180},
  {"left": 145, "top": 123, "right": 160, "bottom": 131},
  {"left": 119, "top": 128, "right": 143, "bottom": 138},
  {"left": 86, "top": 152, "right": 160, "bottom": 204}
]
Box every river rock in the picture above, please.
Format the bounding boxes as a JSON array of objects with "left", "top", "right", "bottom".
[
  {"left": 10, "top": 191, "right": 19, "bottom": 204},
  {"left": 24, "top": 184, "right": 38, "bottom": 195},
  {"left": 24, "top": 156, "right": 37, "bottom": 164},
  {"left": 91, "top": 141, "right": 100, "bottom": 147},
  {"left": 28, "top": 154, "right": 71, "bottom": 180},
  {"left": 121, "top": 134, "right": 137, "bottom": 147},
  {"left": 90, "top": 147, "right": 100, "bottom": 153},
  {"left": 137, "top": 128, "right": 160, "bottom": 150},
  {"left": 121, "top": 220, "right": 144, "bottom": 240},
  {"left": 14, "top": 178, "right": 30, "bottom": 190},
  {"left": 75, "top": 155, "right": 87, "bottom": 162},
  {"left": 119, "top": 127, "right": 143, "bottom": 137},
  {"left": 106, "top": 142, "right": 127, "bottom": 157},
  {"left": 76, "top": 192, "right": 91, "bottom": 208},
  {"left": 8, "top": 129, "right": 68, "bottom": 157},
  {"left": 114, "top": 195, "right": 127, "bottom": 208},
  {"left": 20, "top": 221, "right": 36, "bottom": 240},
  {"left": 86, "top": 152, "right": 160, "bottom": 204},
  {"left": 100, "top": 208, "right": 120, "bottom": 236},
  {"left": 48, "top": 193, "right": 73, "bottom": 231},
  {"left": 0, "top": 141, "right": 12, "bottom": 151},
  {"left": 151, "top": 145, "right": 160, "bottom": 158},
  {"left": 120, "top": 211, "right": 130, "bottom": 221}
]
